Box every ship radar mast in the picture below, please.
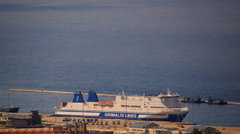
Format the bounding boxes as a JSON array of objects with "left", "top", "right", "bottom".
[
  {"left": 121, "top": 88, "right": 125, "bottom": 96},
  {"left": 158, "top": 88, "right": 180, "bottom": 98}
]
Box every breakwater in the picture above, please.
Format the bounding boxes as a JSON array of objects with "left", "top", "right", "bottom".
[
  {"left": 179, "top": 97, "right": 240, "bottom": 105},
  {"left": 7, "top": 89, "right": 116, "bottom": 97},
  {"left": 7, "top": 89, "right": 240, "bottom": 105}
]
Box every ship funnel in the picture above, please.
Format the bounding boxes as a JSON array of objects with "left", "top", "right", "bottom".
[
  {"left": 72, "top": 91, "right": 85, "bottom": 103},
  {"left": 87, "top": 91, "right": 99, "bottom": 102}
]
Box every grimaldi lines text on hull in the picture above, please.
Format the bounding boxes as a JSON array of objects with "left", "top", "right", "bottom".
[{"left": 54, "top": 90, "right": 189, "bottom": 122}]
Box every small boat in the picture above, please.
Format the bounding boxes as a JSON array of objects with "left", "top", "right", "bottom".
[
  {"left": 0, "top": 106, "right": 20, "bottom": 113},
  {"left": 0, "top": 93, "right": 20, "bottom": 113}
]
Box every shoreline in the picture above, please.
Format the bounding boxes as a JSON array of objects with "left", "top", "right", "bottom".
[{"left": 1, "top": 112, "right": 240, "bottom": 134}]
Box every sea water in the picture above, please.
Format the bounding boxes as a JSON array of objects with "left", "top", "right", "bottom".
[{"left": 0, "top": 0, "right": 240, "bottom": 127}]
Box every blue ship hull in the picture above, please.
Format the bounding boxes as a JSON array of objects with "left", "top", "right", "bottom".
[{"left": 53, "top": 110, "right": 188, "bottom": 122}]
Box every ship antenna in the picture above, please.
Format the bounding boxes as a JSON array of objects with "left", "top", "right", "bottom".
[
  {"left": 7, "top": 93, "right": 10, "bottom": 107},
  {"left": 167, "top": 88, "right": 171, "bottom": 94},
  {"left": 121, "top": 88, "right": 125, "bottom": 96}
]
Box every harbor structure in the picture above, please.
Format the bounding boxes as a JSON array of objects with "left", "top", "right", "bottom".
[
  {"left": 1, "top": 110, "right": 240, "bottom": 133},
  {"left": 8, "top": 89, "right": 240, "bottom": 105},
  {"left": 2, "top": 89, "right": 240, "bottom": 133}
]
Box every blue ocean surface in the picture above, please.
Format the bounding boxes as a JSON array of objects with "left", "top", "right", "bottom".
[{"left": 0, "top": 0, "right": 240, "bottom": 127}]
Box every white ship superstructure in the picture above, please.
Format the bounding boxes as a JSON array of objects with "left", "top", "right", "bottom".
[{"left": 54, "top": 90, "right": 189, "bottom": 122}]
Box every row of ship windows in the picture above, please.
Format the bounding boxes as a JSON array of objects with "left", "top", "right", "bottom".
[
  {"left": 121, "top": 105, "right": 164, "bottom": 108},
  {"left": 121, "top": 105, "right": 141, "bottom": 108}
]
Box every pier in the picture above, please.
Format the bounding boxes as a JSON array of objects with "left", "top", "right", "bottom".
[
  {"left": 7, "top": 89, "right": 240, "bottom": 105},
  {"left": 7, "top": 89, "right": 116, "bottom": 97},
  {"left": 226, "top": 101, "right": 240, "bottom": 105},
  {"left": 179, "top": 98, "right": 240, "bottom": 105}
]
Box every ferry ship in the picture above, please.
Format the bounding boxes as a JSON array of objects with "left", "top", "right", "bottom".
[{"left": 54, "top": 90, "right": 189, "bottom": 122}]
